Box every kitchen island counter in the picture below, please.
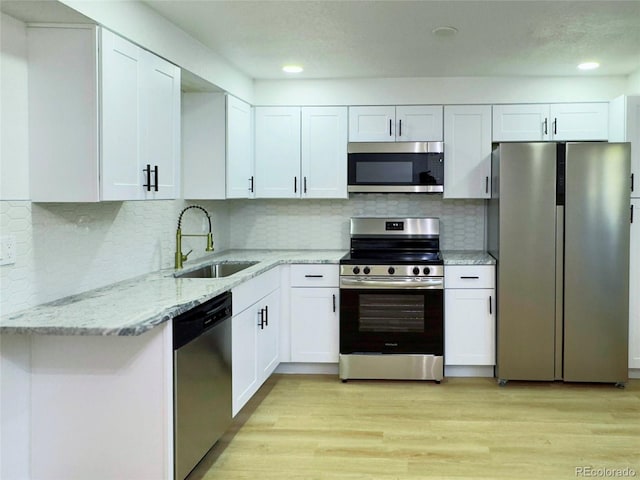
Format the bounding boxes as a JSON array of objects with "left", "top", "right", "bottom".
[{"left": 0, "top": 249, "right": 346, "bottom": 336}]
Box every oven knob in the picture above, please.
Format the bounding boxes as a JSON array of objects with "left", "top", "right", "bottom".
[
  {"left": 352, "top": 266, "right": 360, "bottom": 274},
  {"left": 413, "top": 267, "right": 420, "bottom": 275},
  {"left": 388, "top": 267, "right": 395, "bottom": 275},
  {"left": 423, "top": 267, "right": 431, "bottom": 275},
  {"left": 363, "top": 267, "right": 371, "bottom": 275}
]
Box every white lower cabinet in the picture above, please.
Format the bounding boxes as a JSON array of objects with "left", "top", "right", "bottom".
[
  {"left": 231, "top": 268, "right": 280, "bottom": 416},
  {"left": 444, "top": 265, "right": 496, "bottom": 367},
  {"left": 630, "top": 199, "right": 640, "bottom": 369},
  {"left": 289, "top": 265, "right": 340, "bottom": 363}
]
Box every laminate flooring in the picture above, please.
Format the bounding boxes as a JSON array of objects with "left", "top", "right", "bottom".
[{"left": 187, "top": 375, "right": 640, "bottom": 480}]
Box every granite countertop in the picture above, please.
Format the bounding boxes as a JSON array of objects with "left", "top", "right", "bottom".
[
  {"left": 442, "top": 250, "right": 496, "bottom": 265},
  {"left": 0, "top": 249, "right": 346, "bottom": 337}
]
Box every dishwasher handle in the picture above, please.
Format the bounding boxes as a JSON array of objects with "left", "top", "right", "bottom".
[{"left": 173, "top": 291, "right": 232, "bottom": 350}]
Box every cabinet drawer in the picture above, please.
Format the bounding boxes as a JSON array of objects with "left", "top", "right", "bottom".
[
  {"left": 290, "top": 264, "right": 339, "bottom": 287},
  {"left": 232, "top": 266, "right": 280, "bottom": 314},
  {"left": 445, "top": 265, "right": 495, "bottom": 289}
]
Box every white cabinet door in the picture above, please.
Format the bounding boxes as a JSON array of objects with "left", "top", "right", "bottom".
[
  {"left": 492, "top": 104, "right": 550, "bottom": 141},
  {"left": 444, "top": 105, "right": 492, "bottom": 199},
  {"left": 348, "top": 106, "right": 396, "bottom": 142},
  {"left": 227, "top": 95, "right": 254, "bottom": 199},
  {"left": 396, "top": 105, "right": 443, "bottom": 141},
  {"left": 28, "top": 25, "right": 100, "bottom": 202},
  {"left": 609, "top": 95, "right": 639, "bottom": 198},
  {"left": 254, "top": 107, "right": 301, "bottom": 198},
  {"left": 257, "top": 289, "right": 281, "bottom": 381},
  {"left": 181, "top": 92, "right": 226, "bottom": 199},
  {"left": 301, "top": 107, "right": 348, "bottom": 199},
  {"left": 550, "top": 103, "right": 608, "bottom": 141},
  {"left": 290, "top": 287, "right": 339, "bottom": 363},
  {"left": 445, "top": 288, "right": 495, "bottom": 366},
  {"left": 100, "top": 29, "right": 142, "bottom": 201},
  {"left": 630, "top": 199, "right": 640, "bottom": 369},
  {"left": 232, "top": 304, "right": 259, "bottom": 417},
  {"left": 141, "top": 52, "right": 180, "bottom": 200}
]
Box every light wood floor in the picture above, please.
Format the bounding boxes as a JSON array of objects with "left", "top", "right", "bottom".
[{"left": 188, "top": 375, "right": 640, "bottom": 480}]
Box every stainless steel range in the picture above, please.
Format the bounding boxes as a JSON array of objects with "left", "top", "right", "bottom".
[{"left": 339, "top": 217, "right": 444, "bottom": 383}]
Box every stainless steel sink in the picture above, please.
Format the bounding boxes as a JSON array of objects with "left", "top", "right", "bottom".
[{"left": 174, "top": 261, "right": 258, "bottom": 279}]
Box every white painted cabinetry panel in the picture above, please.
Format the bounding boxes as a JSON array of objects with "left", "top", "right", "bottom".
[
  {"left": 444, "top": 265, "right": 496, "bottom": 367},
  {"left": 349, "top": 105, "right": 443, "bottom": 142},
  {"left": 492, "top": 103, "right": 608, "bottom": 142},
  {"left": 301, "top": 107, "right": 348, "bottom": 199},
  {"left": 290, "top": 287, "right": 339, "bottom": 363},
  {"left": 255, "top": 107, "right": 301, "bottom": 198},
  {"left": 227, "top": 95, "right": 254, "bottom": 198},
  {"left": 348, "top": 106, "right": 396, "bottom": 142},
  {"left": 444, "top": 105, "right": 492, "bottom": 199},
  {"left": 630, "top": 199, "right": 640, "bottom": 369}
]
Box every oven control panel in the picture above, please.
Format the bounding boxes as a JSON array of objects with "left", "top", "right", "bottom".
[{"left": 340, "top": 264, "right": 443, "bottom": 277}]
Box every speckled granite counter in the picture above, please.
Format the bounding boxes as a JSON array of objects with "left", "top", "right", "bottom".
[
  {"left": 0, "top": 249, "right": 346, "bottom": 336},
  {"left": 442, "top": 250, "right": 496, "bottom": 265}
]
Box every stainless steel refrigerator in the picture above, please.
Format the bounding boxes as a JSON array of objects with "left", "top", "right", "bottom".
[{"left": 488, "top": 142, "right": 631, "bottom": 385}]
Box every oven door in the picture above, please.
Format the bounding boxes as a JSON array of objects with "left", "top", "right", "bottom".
[{"left": 339, "top": 276, "right": 443, "bottom": 355}]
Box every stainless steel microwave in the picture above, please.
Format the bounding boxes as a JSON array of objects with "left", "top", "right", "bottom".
[{"left": 347, "top": 141, "right": 444, "bottom": 193}]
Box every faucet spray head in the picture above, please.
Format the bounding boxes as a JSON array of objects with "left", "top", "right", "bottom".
[{"left": 206, "top": 233, "right": 214, "bottom": 252}]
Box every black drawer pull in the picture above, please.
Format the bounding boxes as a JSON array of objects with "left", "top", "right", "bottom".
[
  {"left": 460, "top": 276, "right": 480, "bottom": 279},
  {"left": 305, "top": 274, "right": 324, "bottom": 278}
]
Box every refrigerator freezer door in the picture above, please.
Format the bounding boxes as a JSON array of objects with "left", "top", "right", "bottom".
[
  {"left": 496, "top": 143, "right": 558, "bottom": 381},
  {"left": 563, "top": 142, "right": 630, "bottom": 383}
]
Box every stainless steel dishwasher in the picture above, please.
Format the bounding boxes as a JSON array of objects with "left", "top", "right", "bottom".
[{"left": 173, "top": 291, "right": 232, "bottom": 480}]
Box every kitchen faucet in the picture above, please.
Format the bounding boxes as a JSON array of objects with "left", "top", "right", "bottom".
[{"left": 175, "top": 205, "right": 214, "bottom": 269}]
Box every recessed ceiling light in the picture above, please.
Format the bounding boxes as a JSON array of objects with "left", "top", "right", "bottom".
[
  {"left": 578, "top": 62, "right": 600, "bottom": 71},
  {"left": 283, "top": 65, "right": 304, "bottom": 74},
  {"left": 432, "top": 26, "right": 458, "bottom": 37}
]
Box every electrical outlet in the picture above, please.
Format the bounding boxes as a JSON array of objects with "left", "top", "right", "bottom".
[{"left": 0, "top": 235, "right": 16, "bottom": 266}]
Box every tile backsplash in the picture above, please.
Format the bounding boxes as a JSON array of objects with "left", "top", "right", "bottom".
[{"left": 0, "top": 194, "right": 484, "bottom": 314}]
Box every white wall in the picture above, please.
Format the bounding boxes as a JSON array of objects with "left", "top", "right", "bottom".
[
  {"left": 59, "top": 0, "right": 254, "bottom": 102},
  {"left": 628, "top": 68, "right": 640, "bottom": 95},
  {"left": 0, "top": 13, "right": 29, "bottom": 200},
  {"left": 254, "top": 76, "right": 627, "bottom": 106}
]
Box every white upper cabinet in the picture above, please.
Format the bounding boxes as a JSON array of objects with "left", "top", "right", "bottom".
[
  {"left": 254, "top": 107, "right": 301, "bottom": 198},
  {"left": 181, "top": 93, "right": 226, "bottom": 200},
  {"left": 254, "top": 106, "right": 348, "bottom": 199},
  {"left": 226, "top": 96, "right": 254, "bottom": 198},
  {"left": 609, "top": 95, "right": 639, "bottom": 199},
  {"left": 444, "top": 105, "right": 492, "bottom": 199},
  {"left": 301, "top": 107, "right": 348, "bottom": 199},
  {"left": 182, "top": 93, "right": 252, "bottom": 200},
  {"left": 492, "top": 103, "right": 608, "bottom": 142},
  {"left": 28, "top": 26, "right": 180, "bottom": 202},
  {"left": 349, "top": 106, "right": 443, "bottom": 142}
]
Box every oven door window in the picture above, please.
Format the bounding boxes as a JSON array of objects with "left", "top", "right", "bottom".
[{"left": 359, "top": 294, "right": 424, "bottom": 333}]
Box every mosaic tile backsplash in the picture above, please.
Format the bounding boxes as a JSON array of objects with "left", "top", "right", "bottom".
[{"left": 0, "top": 195, "right": 484, "bottom": 314}]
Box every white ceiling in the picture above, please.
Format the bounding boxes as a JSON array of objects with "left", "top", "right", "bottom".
[{"left": 143, "top": 0, "right": 640, "bottom": 80}]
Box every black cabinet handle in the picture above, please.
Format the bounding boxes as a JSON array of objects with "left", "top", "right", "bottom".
[
  {"left": 553, "top": 118, "right": 557, "bottom": 135},
  {"left": 304, "top": 176, "right": 307, "bottom": 194},
  {"left": 153, "top": 165, "right": 159, "bottom": 192},
  {"left": 631, "top": 173, "right": 634, "bottom": 193},
  {"left": 332, "top": 294, "right": 336, "bottom": 313},
  {"left": 485, "top": 176, "right": 489, "bottom": 194},
  {"left": 258, "top": 309, "right": 265, "bottom": 329},
  {"left": 143, "top": 164, "right": 151, "bottom": 191},
  {"left": 389, "top": 119, "right": 392, "bottom": 137},
  {"left": 460, "top": 276, "right": 480, "bottom": 279},
  {"left": 305, "top": 274, "right": 324, "bottom": 278},
  {"left": 264, "top": 305, "right": 269, "bottom": 327},
  {"left": 544, "top": 118, "right": 548, "bottom": 135},
  {"left": 489, "top": 295, "right": 492, "bottom": 315},
  {"left": 249, "top": 176, "right": 254, "bottom": 193},
  {"left": 294, "top": 176, "right": 297, "bottom": 193},
  {"left": 631, "top": 204, "right": 634, "bottom": 224},
  {"left": 399, "top": 119, "right": 402, "bottom": 137}
]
